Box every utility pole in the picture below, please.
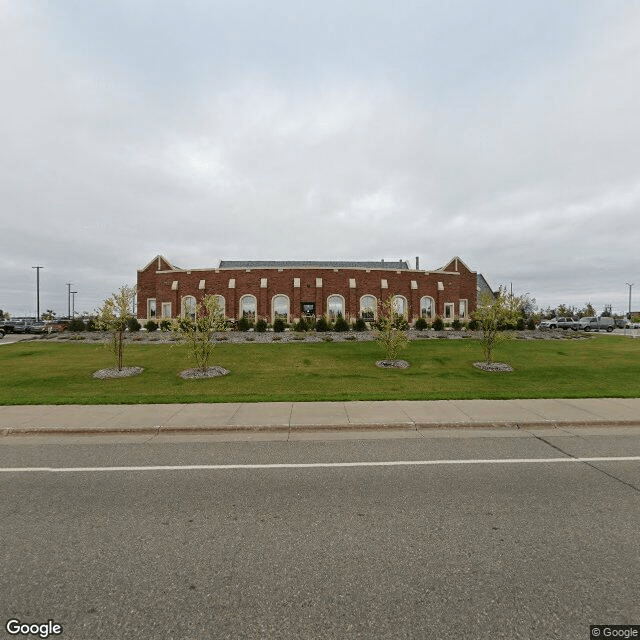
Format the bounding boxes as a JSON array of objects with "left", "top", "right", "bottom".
[
  {"left": 71, "top": 291, "right": 78, "bottom": 318},
  {"left": 32, "top": 266, "right": 43, "bottom": 321},
  {"left": 626, "top": 283, "right": 634, "bottom": 319},
  {"left": 66, "top": 283, "right": 72, "bottom": 319}
]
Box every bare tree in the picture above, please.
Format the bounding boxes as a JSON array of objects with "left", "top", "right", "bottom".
[
  {"left": 172, "top": 294, "right": 227, "bottom": 372},
  {"left": 473, "top": 287, "right": 524, "bottom": 364},
  {"left": 95, "top": 285, "right": 137, "bottom": 371},
  {"left": 373, "top": 295, "right": 409, "bottom": 361}
]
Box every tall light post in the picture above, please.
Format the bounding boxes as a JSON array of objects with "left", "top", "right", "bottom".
[
  {"left": 66, "top": 282, "right": 72, "bottom": 319},
  {"left": 32, "top": 266, "right": 43, "bottom": 321},
  {"left": 71, "top": 291, "right": 78, "bottom": 318},
  {"left": 626, "top": 283, "right": 634, "bottom": 319}
]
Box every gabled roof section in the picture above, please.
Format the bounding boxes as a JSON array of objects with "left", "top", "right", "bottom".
[
  {"left": 218, "top": 260, "right": 410, "bottom": 270},
  {"left": 439, "top": 256, "right": 474, "bottom": 274},
  {"left": 477, "top": 274, "right": 495, "bottom": 299},
  {"left": 139, "top": 255, "right": 178, "bottom": 272}
]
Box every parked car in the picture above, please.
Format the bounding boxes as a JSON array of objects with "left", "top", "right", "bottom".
[
  {"left": 577, "top": 316, "right": 615, "bottom": 332},
  {"left": 538, "top": 317, "right": 558, "bottom": 329},
  {"left": 7, "top": 320, "right": 33, "bottom": 334},
  {"left": 538, "top": 317, "right": 577, "bottom": 330},
  {"left": 26, "top": 321, "right": 47, "bottom": 333}
]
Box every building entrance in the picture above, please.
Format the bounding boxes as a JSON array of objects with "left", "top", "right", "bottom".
[{"left": 301, "top": 302, "right": 315, "bottom": 320}]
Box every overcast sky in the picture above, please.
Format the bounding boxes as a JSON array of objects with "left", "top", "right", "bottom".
[{"left": 2, "top": 0, "right": 640, "bottom": 318}]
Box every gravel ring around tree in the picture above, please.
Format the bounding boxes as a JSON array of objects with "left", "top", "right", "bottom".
[
  {"left": 179, "top": 366, "right": 230, "bottom": 379},
  {"left": 93, "top": 366, "right": 144, "bottom": 379},
  {"left": 375, "top": 359, "right": 410, "bottom": 369},
  {"left": 473, "top": 362, "right": 514, "bottom": 372}
]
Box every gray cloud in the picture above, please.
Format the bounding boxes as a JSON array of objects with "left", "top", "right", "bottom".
[{"left": 1, "top": 1, "right": 639, "bottom": 317}]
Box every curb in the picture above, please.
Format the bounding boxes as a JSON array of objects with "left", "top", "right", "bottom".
[{"left": 3, "top": 419, "right": 640, "bottom": 437}]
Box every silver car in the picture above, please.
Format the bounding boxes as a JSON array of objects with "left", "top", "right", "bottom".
[{"left": 578, "top": 316, "right": 614, "bottom": 332}]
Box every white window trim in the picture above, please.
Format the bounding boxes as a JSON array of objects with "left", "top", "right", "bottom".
[
  {"left": 213, "top": 295, "right": 226, "bottom": 318},
  {"left": 181, "top": 296, "right": 197, "bottom": 319},
  {"left": 444, "top": 303, "right": 455, "bottom": 320},
  {"left": 459, "top": 299, "right": 468, "bottom": 318},
  {"left": 271, "top": 294, "right": 290, "bottom": 323},
  {"left": 161, "top": 302, "right": 172, "bottom": 319},
  {"left": 420, "top": 296, "right": 435, "bottom": 319},
  {"left": 392, "top": 295, "right": 408, "bottom": 318},
  {"left": 147, "top": 298, "right": 156, "bottom": 319},
  {"left": 327, "top": 294, "right": 346, "bottom": 320},
  {"left": 239, "top": 294, "right": 257, "bottom": 320},
  {"left": 360, "top": 294, "right": 377, "bottom": 320}
]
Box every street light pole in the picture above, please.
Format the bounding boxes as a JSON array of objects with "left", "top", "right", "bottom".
[
  {"left": 71, "top": 292, "right": 78, "bottom": 318},
  {"left": 625, "top": 283, "right": 634, "bottom": 319},
  {"left": 67, "top": 283, "right": 72, "bottom": 319},
  {"left": 32, "top": 266, "right": 43, "bottom": 321}
]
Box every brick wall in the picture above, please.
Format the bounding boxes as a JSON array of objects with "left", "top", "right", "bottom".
[{"left": 136, "top": 256, "right": 480, "bottom": 325}]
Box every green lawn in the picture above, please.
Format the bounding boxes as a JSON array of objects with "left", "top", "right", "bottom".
[{"left": 1, "top": 336, "right": 639, "bottom": 405}]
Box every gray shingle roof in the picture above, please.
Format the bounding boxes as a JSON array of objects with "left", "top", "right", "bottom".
[{"left": 218, "top": 260, "right": 410, "bottom": 270}]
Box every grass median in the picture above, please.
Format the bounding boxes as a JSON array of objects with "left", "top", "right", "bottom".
[{"left": 1, "top": 335, "right": 639, "bottom": 405}]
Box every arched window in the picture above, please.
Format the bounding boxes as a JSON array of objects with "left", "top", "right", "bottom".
[
  {"left": 360, "top": 295, "right": 377, "bottom": 321},
  {"left": 240, "top": 295, "right": 257, "bottom": 321},
  {"left": 393, "top": 295, "right": 408, "bottom": 318},
  {"left": 272, "top": 295, "right": 290, "bottom": 322},
  {"left": 213, "top": 295, "right": 225, "bottom": 317},
  {"left": 327, "top": 295, "right": 345, "bottom": 321},
  {"left": 182, "top": 296, "right": 196, "bottom": 320},
  {"left": 420, "top": 296, "right": 434, "bottom": 319}
]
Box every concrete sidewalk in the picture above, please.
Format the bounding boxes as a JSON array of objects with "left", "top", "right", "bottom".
[{"left": 1, "top": 398, "right": 639, "bottom": 437}]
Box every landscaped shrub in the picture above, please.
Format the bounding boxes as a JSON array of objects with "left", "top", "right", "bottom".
[
  {"left": 432, "top": 317, "right": 444, "bottom": 331},
  {"left": 273, "top": 318, "right": 286, "bottom": 332},
  {"left": 255, "top": 319, "right": 268, "bottom": 332},
  {"left": 516, "top": 317, "right": 526, "bottom": 330},
  {"left": 236, "top": 316, "right": 253, "bottom": 331},
  {"left": 294, "top": 318, "right": 307, "bottom": 332},
  {"left": 333, "top": 316, "right": 349, "bottom": 332},
  {"left": 451, "top": 319, "right": 462, "bottom": 331},
  {"left": 393, "top": 316, "right": 409, "bottom": 330},
  {"left": 414, "top": 317, "right": 428, "bottom": 331},
  {"left": 315, "top": 316, "right": 329, "bottom": 332},
  {"left": 127, "top": 317, "right": 141, "bottom": 332},
  {"left": 85, "top": 318, "right": 97, "bottom": 332},
  {"left": 526, "top": 318, "right": 536, "bottom": 330},
  {"left": 145, "top": 320, "right": 158, "bottom": 332},
  {"left": 353, "top": 318, "right": 367, "bottom": 331},
  {"left": 468, "top": 318, "right": 479, "bottom": 331},
  {"left": 68, "top": 318, "right": 86, "bottom": 332},
  {"left": 160, "top": 320, "right": 172, "bottom": 331}
]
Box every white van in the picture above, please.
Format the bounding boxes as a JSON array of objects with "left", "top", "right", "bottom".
[{"left": 577, "top": 316, "right": 615, "bottom": 332}]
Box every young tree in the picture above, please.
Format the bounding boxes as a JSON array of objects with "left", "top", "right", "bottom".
[
  {"left": 95, "top": 285, "right": 137, "bottom": 371},
  {"left": 473, "top": 287, "right": 524, "bottom": 364},
  {"left": 41, "top": 309, "right": 56, "bottom": 321},
  {"left": 172, "top": 294, "right": 227, "bottom": 372},
  {"left": 373, "top": 295, "right": 409, "bottom": 361}
]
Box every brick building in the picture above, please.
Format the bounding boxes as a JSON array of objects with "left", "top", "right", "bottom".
[{"left": 136, "top": 255, "right": 488, "bottom": 325}]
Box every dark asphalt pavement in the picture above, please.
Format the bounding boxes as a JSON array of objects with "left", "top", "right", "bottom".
[{"left": 1, "top": 432, "right": 639, "bottom": 639}]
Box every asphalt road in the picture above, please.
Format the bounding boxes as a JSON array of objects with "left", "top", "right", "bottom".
[{"left": 1, "top": 431, "right": 639, "bottom": 640}]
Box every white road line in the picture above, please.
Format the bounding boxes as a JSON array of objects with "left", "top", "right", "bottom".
[{"left": 1, "top": 456, "right": 640, "bottom": 473}]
